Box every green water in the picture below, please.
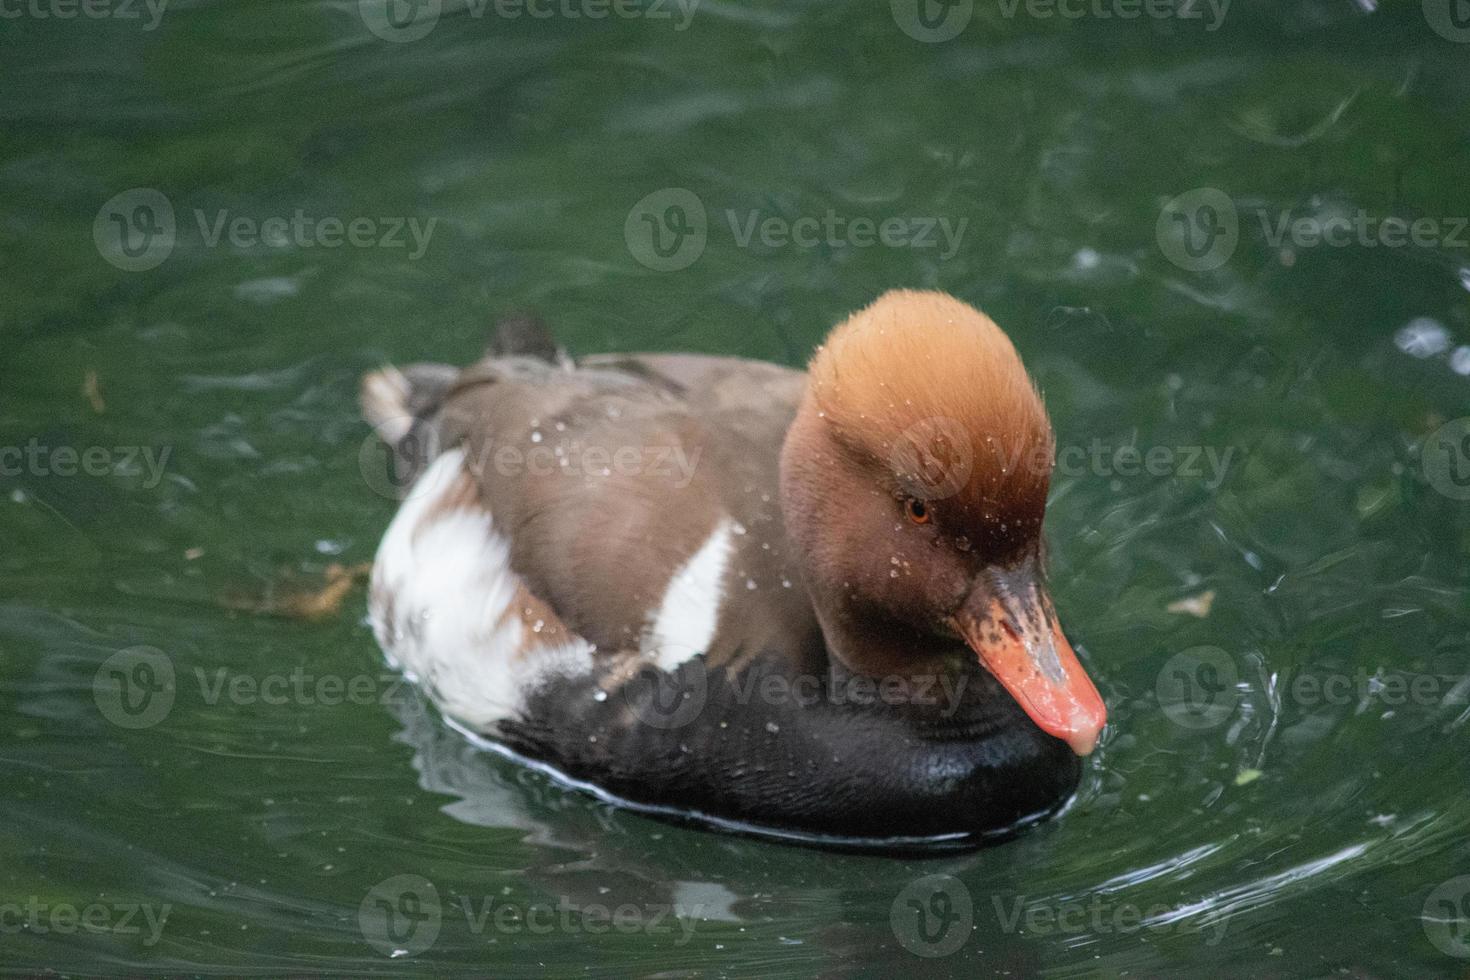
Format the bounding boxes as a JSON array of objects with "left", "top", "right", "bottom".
[{"left": 4, "top": 0, "right": 1470, "bottom": 975}]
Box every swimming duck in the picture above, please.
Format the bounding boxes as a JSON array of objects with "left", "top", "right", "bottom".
[{"left": 361, "top": 290, "right": 1106, "bottom": 848}]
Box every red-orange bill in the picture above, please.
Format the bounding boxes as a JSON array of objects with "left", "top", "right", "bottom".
[{"left": 955, "top": 598, "right": 1106, "bottom": 755}]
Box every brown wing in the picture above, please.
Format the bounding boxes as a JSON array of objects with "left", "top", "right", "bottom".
[{"left": 418, "top": 353, "right": 822, "bottom": 670}]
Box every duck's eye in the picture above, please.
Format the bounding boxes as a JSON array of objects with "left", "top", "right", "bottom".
[{"left": 905, "top": 498, "right": 931, "bottom": 525}]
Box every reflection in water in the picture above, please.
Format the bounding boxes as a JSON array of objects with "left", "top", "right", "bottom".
[{"left": 387, "top": 687, "right": 1060, "bottom": 974}]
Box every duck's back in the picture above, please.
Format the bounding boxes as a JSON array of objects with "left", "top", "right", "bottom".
[{"left": 363, "top": 344, "right": 826, "bottom": 733}]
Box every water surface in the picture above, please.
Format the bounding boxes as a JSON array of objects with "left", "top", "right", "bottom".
[{"left": 3, "top": 1, "right": 1470, "bottom": 975}]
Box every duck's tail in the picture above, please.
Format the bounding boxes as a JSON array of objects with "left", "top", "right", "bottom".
[
  {"left": 360, "top": 312, "right": 567, "bottom": 484},
  {"left": 359, "top": 361, "right": 458, "bottom": 496},
  {"left": 360, "top": 361, "right": 457, "bottom": 449}
]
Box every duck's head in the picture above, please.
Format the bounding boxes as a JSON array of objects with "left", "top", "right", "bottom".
[{"left": 780, "top": 290, "right": 1106, "bottom": 756}]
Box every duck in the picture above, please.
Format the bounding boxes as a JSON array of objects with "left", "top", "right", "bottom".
[{"left": 360, "top": 290, "right": 1107, "bottom": 849}]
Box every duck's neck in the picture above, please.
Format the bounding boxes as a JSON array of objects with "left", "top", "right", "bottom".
[
  {"left": 807, "top": 590, "right": 957, "bottom": 679},
  {"left": 778, "top": 392, "right": 950, "bottom": 680}
]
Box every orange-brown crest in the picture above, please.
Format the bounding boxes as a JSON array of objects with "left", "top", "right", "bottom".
[{"left": 807, "top": 290, "right": 1055, "bottom": 554}]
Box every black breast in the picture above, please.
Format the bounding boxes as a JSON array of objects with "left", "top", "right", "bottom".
[{"left": 496, "top": 653, "right": 1081, "bottom": 850}]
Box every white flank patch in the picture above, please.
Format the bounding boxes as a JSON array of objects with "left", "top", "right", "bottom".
[
  {"left": 370, "top": 447, "right": 593, "bottom": 730},
  {"left": 642, "top": 518, "right": 732, "bottom": 670}
]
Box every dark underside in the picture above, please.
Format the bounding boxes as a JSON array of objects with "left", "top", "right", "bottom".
[{"left": 496, "top": 654, "right": 1082, "bottom": 850}]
